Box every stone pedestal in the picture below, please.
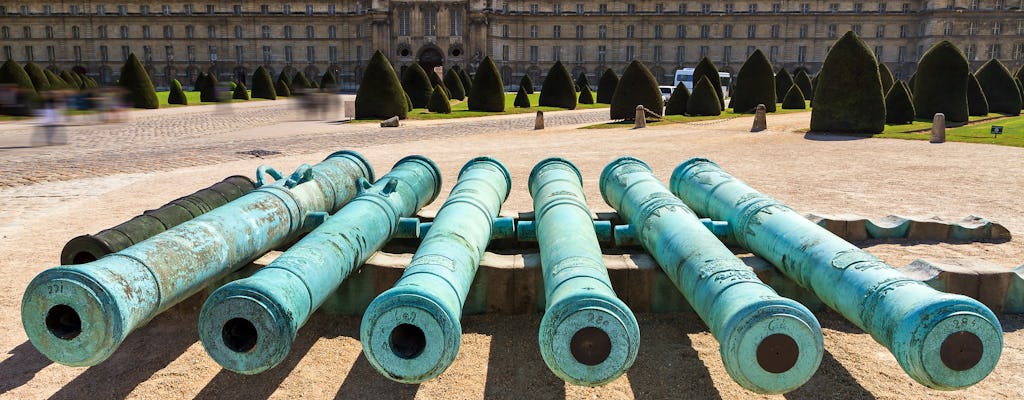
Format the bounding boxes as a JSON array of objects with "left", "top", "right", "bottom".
[
  {"left": 751, "top": 104, "right": 767, "bottom": 132},
  {"left": 634, "top": 105, "right": 646, "bottom": 129},
  {"left": 380, "top": 116, "right": 400, "bottom": 127},
  {"left": 534, "top": 111, "right": 544, "bottom": 130},
  {"left": 930, "top": 113, "right": 946, "bottom": 143}
]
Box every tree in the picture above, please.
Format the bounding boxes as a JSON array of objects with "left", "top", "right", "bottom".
[
  {"left": 401, "top": 63, "right": 434, "bottom": 108},
  {"left": 664, "top": 82, "right": 690, "bottom": 115},
  {"left": 913, "top": 40, "right": 969, "bottom": 123},
  {"left": 514, "top": 86, "right": 531, "bottom": 107},
  {"left": 24, "top": 62, "right": 50, "bottom": 92},
  {"left": 404, "top": 91, "right": 413, "bottom": 111},
  {"left": 426, "top": 84, "right": 452, "bottom": 113},
  {"left": 596, "top": 68, "right": 619, "bottom": 104},
  {"left": 885, "top": 81, "right": 916, "bottom": 124},
  {"left": 794, "top": 69, "right": 814, "bottom": 102},
  {"left": 1017, "top": 78, "right": 1024, "bottom": 109},
  {"left": 781, "top": 85, "right": 806, "bottom": 109},
  {"left": 693, "top": 57, "right": 724, "bottom": 109},
  {"left": 458, "top": 68, "right": 473, "bottom": 94},
  {"left": 251, "top": 66, "right": 277, "bottom": 100},
  {"left": 468, "top": 56, "right": 505, "bottom": 112},
  {"left": 775, "top": 68, "right": 793, "bottom": 104},
  {"left": 355, "top": 50, "right": 408, "bottom": 119},
  {"left": 274, "top": 78, "right": 291, "bottom": 97},
  {"left": 731, "top": 49, "right": 776, "bottom": 113},
  {"left": 276, "top": 70, "right": 292, "bottom": 87},
  {"left": 168, "top": 79, "right": 188, "bottom": 105},
  {"left": 319, "top": 69, "right": 338, "bottom": 91},
  {"left": 292, "top": 71, "right": 312, "bottom": 90},
  {"left": 610, "top": 60, "right": 663, "bottom": 120},
  {"left": 428, "top": 69, "right": 450, "bottom": 98},
  {"left": 200, "top": 73, "right": 219, "bottom": 102},
  {"left": 879, "top": 63, "right": 895, "bottom": 94},
  {"left": 60, "top": 70, "right": 82, "bottom": 89},
  {"left": 810, "top": 31, "right": 885, "bottom": 133},
  {"left": 233, "top": 81, "right": 250, "bottom": 100},
  {"left": 43, "top": 69, "right": 66, "bottom": 90},
  {"left": 967, "top": 73, "right": 989, "bottom": 116},
  {"left": 539, "top": 61, "right": 577, "bottom": 109},
  {"left": 576, "top": 71, "right": 590, "bottom": 92},
  {"left": 579, "top": 84, "right": 595, "bottom": 104},
  {"left": 443, "top": 68, "right": 466, "bottom": 100},
  {"left": 520, "top": 75, "right": 534, "bottom": 94},
  {"left": 687, "top": 77, "right": 722, "bottom": 116},
  {"left": 193, "top": 72, "right": 208, "bottom": 92},
  {"left": 0, "top": 59, "right": 37, "bottom": 93},
  {"left": 118, "top": 53, "right": 159, "bottom": 109},
  {"left": 974, "top": 59, "right": 1022, "bottom": 115}
]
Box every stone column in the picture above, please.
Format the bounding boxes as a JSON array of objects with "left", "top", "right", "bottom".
[
  {"left": 751, "top": 104, "right": 767, "bottom": 132},
  {"left": 931, "top": 113, "right": 946, "bottom": 143}
]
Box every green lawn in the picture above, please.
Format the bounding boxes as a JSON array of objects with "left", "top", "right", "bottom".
[
  {"left": 877, "top": 114, "right": 1024, "bottom": 147},
  {"left": 156, "top": 90, "right": 266, "bottom": 107},
  {"left": 581, "top": 101, "right": 812, "bottom": 129},
  {"left": 357, "top": 92, "right": 609, "bottom": 121}
]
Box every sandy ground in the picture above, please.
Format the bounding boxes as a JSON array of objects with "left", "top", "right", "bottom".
[{"left": 1, "top": 106, "right": 1023, "bottom": 399}]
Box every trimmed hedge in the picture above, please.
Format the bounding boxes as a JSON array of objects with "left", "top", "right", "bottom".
[
  {"left": 458, "top": 68, "right": 473, "bottom": 94},
  {"left": 975, "top": 59, "right": 1022, "bottom": 115},
  {"left": 233, "top": 81, "right": 250, "bottom": 100},
  {"left": 731, "top": 49, "right": 776, "bottom": 113},
  {"left": 194, "top": 72, "right": 208, "bottom": 92},
  {"left": 687, "top": 76, "right": 722, "bottom": 116},
  {"left": 781, "top": 85, "right": 806, "bottom": 109},
  {"left": 355, "top": 50, "right": 408, "bottom": 119},
  {"left": 292, "top": 71, "right": 312, "bottom": 90},
  {"left": 1017, "top": 78, "right": 1024, "bottom": 108},
  {"left": 468, "top": 56, "right": 505, "bottom": 112},
  {"left": 913, "top": 40, "right": 969, "bottom": 123},
  {"left": 168, "top": 79, "right": 187, "bottom": 105},
  {"left": 794, "top": 69, "right": 814, "bottom": 101},
  {"left": 443, "top": 68, "right": 466, "bottom": 100},
  {"left": 319, "top": 69, "right": 338, "bottom": 91},
  {"left": 520, "top": 75, "right": 534, "bottom": 94},
  {"left": 539, "top": 61, "right": 577, "bottom": 109},
  {"left": 0, "top": 59, "right": 36, "bottom": 92},
  {"left": 775, "top": 68, "right": 793, "bottom": 104},
  {"left": 810, "top": 31, "right": 885, "bottom": 133},
  {"left": 277, "top": 71, "right": 292, "bottom": 87},
  {"left": 879, "top": 63, "right": 895, "bottom": 94},
  {"left": 577, "top": 72, "right": 590, "bottom": 92},
  {"left": 60, "top": 70, "right": 80, "bottom": 89},
  {"left": 401, "top": 63, "right": 434, "bottom": 108},
  {"left": 251, "top": 66, "right": 277, "bottom": 100},
  {"left": 664, "top": 81, "right": 690, "bottom": 115},
  {"left": 610, "top": 60, "right": 662, "bottom": 120},
  {"left": 274, "top": 78, "right": 291, "bottom": 97},
  {"left": 693, "top": 57, "right": 724, "bottom": 109},
  {"left": 885, "top": 81, "right": 916, "bottom": 124},
  {"left": 596, "top": 68, "right": 619, "bottom": 104},
  {"left": 119, "top": 53, "right": 159, "bottom": 109},
  {"left": 430, "top": 70, "right": 451, "bottom": 98},
  {"left": 44, "top": 69, "right": 66, "bottom": 90},
  {"left": 579, "top": 84, "right": 595, "bottom": 104},
  {"left": 200, "top": 73, "right": 219, "bottom": 102},
  {"left": 514, "top": 86, "right": 531, "bottom": 107},
  {"left": 427, "top": 84, "right": 452, "bottom": 113},
  {"left": 967, "top": 73, "right": 989, "bottom": 116},
  {"left": 404, "top": 91, "right": 413, "bottom": 111},
  {"left": 24, "top": 62, "right": 50, "bottom": 92}
]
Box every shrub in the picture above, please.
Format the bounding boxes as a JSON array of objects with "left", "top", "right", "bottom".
[
  {"left": 967, "top": 73, "right": 989, "bottom": 116},
  {"left": 443, "top": 69, "right": 466, "bottom": 100},
  {"left": 118, "top": 53, "right": 159, "bottom": 109},
  {"left": 579, "top": 84, "right": 595, "bottom": 104},
  {"left": 276, "top": 70, "right": 292, "bottom": 87},
  {"left": 1017, "top": 78, "right": 1024, "bottom": 108},
  {"left": 596, "top": 68, "right": 619, "bottom": 104},
  {"left": 975, "top": 59, "right": 1021, "bottom": 115},
  {"left": 319, "top": 69, "right": 338, "bottom": 91},
  {"left": 731, "top": 49, "right": 776, "bottom": 113},
  {"left": 794, "top": 69, "right": 814, "bottom": 102},
  {"left": 908, "top": 72, "right": 917, "bottom": 93},
  {"left": 355, "top": 50, "right": 408, "bottom": 119},
  {"left": 404, "top": 91, "right": 413, "bottom": 111},
  {"left": 520, "top": 75, "right": 534, "bottom": 94},
  {"left": 233, "top": 81, "right": 250, "bottom": 100},
  {"left": 44, "top": 69, "right": 66, "bottom": 90},
  {"left": 539, "top": 61, "right": 577, "bottom": 109},
  {"left": 427, "top": 84, "right": 451, "bottom": 113},
  {"left": 775, "top": 68, "right": 793, "bottom": 103},
  {"left": 810, "top": 31, "right": 885, "bottom": 133},
  {"left": 781, "top": 85, "right": 806, "bottom": 109},
  {"left": 664, "top": 82, "right": 690, "bottom": 115},
  {"left": 514, "top": 86, "right": 531, "bottom": 107},
  {"left": 885, "top": 81, "right": 916, "bottom": 124},
  {"left": 576, "top": 72, "right": 589, "bottom": 92},
  {"left": 251, "top": 66, "right": 277, "bottom": 100},
  {"left": 468, "top": 56, "right": 505, "bottom": 112},
  {"left": 610, "top": 60, "right": 662, "bottom": 120},
  {"left": 60, "top": 70, "right": 81, "bottom": 89},
  {"left": 913, "top": 40, "right": 969, "bottom": 123},
  {"left": 292, "top": 71, "right": 312, "bottom": 90},
  {"left": 168, "top": 79, "right": 188, "bottom": 105},
  {"left": 274, "top": 79, "right": 291, "bottom": 97},
  {"left": 24, "top": 62, "right": 50, "bottom": 92},
  {"left": 401, "top": 63, "right": 434, "bottom": 108},
  {"left": 458, "top": 68, "right": 473, "bottom": 94},
  {"left": 200, "top": 73, "right": 219, "bottom": 102},
  {"left": 693, "top": 57, "right": 724, "bottom": 110},
  {"left": 428, "top": 70, "right": 450, "bottom": 98},
  {"left": 194, "top": 72, "right": 208, "bottom": 91},
  {"left": 687, "top": 77, "right": 722, "bottom": 116},
  {"left": 879, "top": 63, "right": 895, "bottom": 94},
  {"left": 0, "top": 59, "right": 37, "bottom": 92}
]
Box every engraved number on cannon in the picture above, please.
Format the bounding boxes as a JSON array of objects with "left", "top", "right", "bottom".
[
  {"left": 48, "top": 284, "right": 64, "bottom": 295},
  {"left": 588, "top": 313, "right": 610, "bottom": 327},
  {"left": 952, "top": 317, "right": 975, "bottom": 329}
]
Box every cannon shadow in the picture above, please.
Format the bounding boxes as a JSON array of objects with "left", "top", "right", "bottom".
[
  {"left": 0, "top": 341, "right": 53, "bottom": 395},
  {"left": 324, "top": 314, "right": 420, "bottom": 399},
  {"left": 626, "top": 312, "right": 723, "bottom": 400},
  {"left": 784, "top": 349, "right": 875, "bottom": 400},
  {"left": 470, "top": 314, "right": 567, "bottom": 400}
]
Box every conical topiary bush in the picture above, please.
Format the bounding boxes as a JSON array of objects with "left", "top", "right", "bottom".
[
  {"left": 233, "top": 81, "right": 250, "bottom": 100},
  {"left": 1017, "top": 78, "right": 1024, "bottom": 109},
  {"left": 687, "top": 76, "right": 722, "bottom": 116},
  {"left": 781, "top": 85, "right": 806, "bottom": 109},
  {"left": 514, "top": 86, "right": 531, "bottom": 107},
  {"left": 664, "top": 82, "right": 690, "bottom": 115},
  {"left": 775, "top": 68, "right": 793, "bottom": 104},
  {"left": 520, "top": 75, "right": 534, "bottom": 94},
  {"left": 320, "top": 70, "right": 338, "bottom": 91},
  {"left": 60, "top": 70, "right": 81, "bottom": 89},
  {"left": 794, "top": 69, "right": 814, "bottom": 102},
  {"left": 194, "top": 72, "right": 208, "bottom": 92},
  {"left": 596, "top": 68, "right": 619, "bottom": 104},
  {"left": 428, "top": 70, "right": 450, "bottom": 98},
  {"left": 168, "top": 79, "right": 187, "bottom": 105},
  {"left": 251, "top": 66, "right": 277, "bottom": 100},
  {"left": 43, "top": 69, "right": 66, "bottom": 90},
  {"left": 610, "top": 60, "right": 662, "bottom": 120},
  {"left": 292, "top": 71, "right": 312, "bottom": 90},
  {"left": 693, "top": 57, "right": 724, "bottom": 110},
  {"left": 579, "top": 84, "right": 595, "bottom": 104},
  {"left": 885, "top": 81, "right": 915, "bottom": 124},
  {"left": 967, "top": 73, "right": 989, "bottom": 116},
  {"left": 119, "top": 53, "right": 159, "bottom": 109},
  {"left": 468, "top": 56, "right": 505, "bottom": 112},
  {"left": 731, "top": 49, "right": 776, "bottom": 113},
  {"left": 576, "top": 72, "right": 589, "bottom": 92},
  {"left": 975, "top": 59, "right": 1021, "bottom": 115},
  {"left": 458, "top": 68, "right": 473, "bottom": 94},
  {"left": 539, "top": 61, "right": 577, "bottom": 109},
  {"left": 0, "top": 59, "right": 37, "bottom": 93},
  {"left": 879, "top": 63, "right": 894, "bottom": 94},
  {"left": 275, "top": 78, "right": 291, "bottom": 97},
  {"left": 277, "top": 70, "right": 292, "bottom": 88},
  {"left": 810, "top": 31, "right": 885, "bottom": 133},
  {"left": 913, "top": 40, "right": 969, "bottom": 123},
  {"left": 401, "top": 63, "right": 434, "bottom": 108},
  {"left": 24, "top": 62, "right": 50, "bottom": 92},
  {"left": 443, "top": 68, "right": 466, "bottom": 100},
  {"left": 200, "top": 73, "right": 219, "bottom": 102},
  {"left": 355, "top": 50, "right": 408, "bottom": 119},
  {"left": 404, "top": 91, "right": 413, "bottom": 111},
  {"left": 426, "top": 84, "right": 451, "bottom": 113}
]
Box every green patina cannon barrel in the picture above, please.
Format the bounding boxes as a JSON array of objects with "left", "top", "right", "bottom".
[
  {"left": 199, "top": 155, "right": 441, "bottom": 375},
  {"left": 600, "top": 157, "right": 822, "bottom": 394},
  {"left": 671, "top": 158, "right": 1003, "bottom": 390},
  {"left": 529, "top": 158, "right": 639, "bottom": 386},
  {"left": 59, "top": 175, "right": 257, "bottom": 265},
  {"left": 21, "top": 151, "right": 374, "bottom": 367},
  {"left": 360, "top": 157, "right": 511, "bottom": 383}
]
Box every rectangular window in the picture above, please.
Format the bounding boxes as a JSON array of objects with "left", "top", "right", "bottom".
[
  {"left": 165, "top": 45, "right": 174, "bottom": 61},
  {"left": 599, "top": 25, "right": 607, "bottom": 39},
  {"left": 747, "top": 45, "right": 756, "bottom": 58},
  {"left": 723, "top": 46, "right": 731, "bottom": 63},
  {"left": 771, "top": 3, "right": 781, "bottom": 13},
  {"left": 993, "top": 23, "right": 1002, "bottom": 35},
  {"left": 598, "top": 45, "right": 607, "bottom": 62},
  {"left": 656, "top": 3, "right": 665, "bottom": 13},
  {"left": 829, "top": 3, "right": 839, "bottom": 12},
  {"left": 966, "top": 44, "right": 978, "bottom": 60},
  {"left": 576, "top": 25, "right": 584, "bottom": 39},
  {"left": 575, "top": 45, "right": 584, "bottom": 62},
  {"left": 552, "top": 46, "right": 561, "bottom": 61},
  {"left": 874, "top": 46, "right": 883, "bottom": 60},
  {"left": 988, "top": 44, "right": 1002, "bottom": 59},
  {"left": 800, "top": 3, "right": 810, "bottom": 13},
  {"left": 852, "top": 24, "right": 861, "bottom": 36},
  {"left": 625, "top": 46, "right": 635, "bottom": 61},
  {"left": 25, "top": 46, "right": 33, "bottom": 62},
  {"left": 599, "top": 4, "right": 607, "bottom": 14},
  {"left": 530, "top": 4, "right": 539, "bottom": 14},
  {"left": 627, "top": 4, "right": 636, "bottom": 14},
  {"left": 898, "top": 46, "right": 906, "bottom": 63},
  {"left": 553, "top": 4, "right": 561, "bottom": 14},
  {"left": 725, "top": 3, "right": 734, "bottom": 13},
  {"left": 423, "top": 8, "right": 437, "bottom": 36},
  {"left": 164, "top": 26, "right": 173, "bottom": 39},
  {"left": 285, "top": 46, "right": 293, "bottom": 62},
  {"left": 329, "top": 46, "right": 338, "bottom": 63},
  {"left": 306, "top": 5, "right": 313, "bottom": 15},
  {"left": 654, "top": 25, "right": 662, "bottom": 39},
  {"left": 769, "top": 46, "right": 778, "bottom": 62},
  {"left": 261, "top": 5, "right": 269, "bottom": 14},
  {"left": 877, "top": 25, "right": 886, "bottom": 38},
  {"left": 679, "top": 3, "right": 687, "bottom": 13},
  {"left": 771, "top": 25, "right": 780, "bottom": 38},
  {"left": 627, "top": 25, "right": 635, "bottom": 39},
  {"left": 577, "top": 3, "right": 584, "bottom": 14},
  {"left": 878, "top": 2, "right": 887, "bottom": 12},
  {"left": 700, "top": 25, "right": 710, "bottom": 39},
  {"left": 236, "top": 45, "right": 244, "bottom": 64},
  {"left": 1014, "top": 43, "right": 1024, "bottom": 60},
  {"left": 143, "top": 26, "right": 151, "bottom": 39},
  {"left": 502, "top": 25, "right": 509, "bottom": 38},
  {"left": 307, "top": 46, "right": 315, "bottom": 62},
  {"left": 74, "top": 46, "right": 82, "bottom": 62},
  {"left": 208, "top": 46, "right": 217, "bottom": 61},
  {"left": 450, "top": 9, "right": 462, "bottom": 36},
  {"left": 502, "top": 45, "right": 510, "bottom": 61},
  {"left": 284, "top": 26, "right": 292, "bottom": 39},
  {"left": 828, "top": 24, "right": 837, "bottom": 38},
  {"left": 530, "top": 46, "right": 538, "bottom": 63},
  {"left": 900, "top": 25, "right": 908, "bottom": 38},
  {"left": 399, "top": 10, "right": 410, "bottom": 36},
  {"left": 677, "top": 25, "right": 687, "bottom": 39},
  {"left": 531, "top": 25, "right": 538, "bottom": 38},
  {"left": 798, "top": 46, "right": 807, "bottom": 63},
  {"left": 854, "top": 3, "right": 863, "bottom": 12},
  {"left": 356, "top": 45, "right": 363, "bottom": 62},
  {"left": 799, "top": 25, "right": 808, "bottom": 38},
  {"left": 902, "top": 3, "right": 910, "bottom": 12},
  {"left": 118, "top": 5, "right": 127, "bottom": 16},
  {"left": 97, "top": 5, "right": 105, "bottom": 15},
  {"left": 554, "top": 25, "right": 561, "bottom": 38},
  {"left": 723, "top": 25, "right": 733, "bottom": 38},
  {"left": 3, "top": 46, "right": 12, "bottom": 61},
  {"left": 184, "top": 4, "right": 192, "bottom": 15},
  {"left": 748, "top": 25, "right": 756, "bottom": 38},
  {"left": 328, "top": 5, "right": 336, "bottom": 15},
  {"left": 187, "top": 46, "right": 195, "bottom": 62},
  {"left": 701, "top": 3, "right": 711, "bottom": 14},
  {"left": 207, "top": 5, "right": 215, "bottom": 14},
  {"left": 121, "top": 45, "right": 130, "bottom": 61},
  {"left": 140, "top": 5, "right": 149, "bottom": 15},
  {"left": 234, "top": 5, "right": 242, "bottom": 15},
  {"left": 677, "top": 46, "right": 685, "bottom": 64},
  {"left": 47, "top": 46, "right": 55, "bottom": 62},
  {"left": 654, "top": 46, "right": 662, "bottom": 63},
  {"left": 100, "top": 45, "right": 108, "bottom": 62},
  {"left": 209, "top": 25, "right": 216, "bottom": 39},
  {"left": 699, "top": 45, "right": 709, "bottom": 58},
  {"left": 121, "top": 26, "right": 129, "bottom": 39},
  {"left": 749, "top": 3, "right": 757, "bottom": 13},
  {"left": 262, "top": 46, "right": 272, "bottom": 63},
  {"left": 71, "top": 5, "right": 81, "bottom": 15}
]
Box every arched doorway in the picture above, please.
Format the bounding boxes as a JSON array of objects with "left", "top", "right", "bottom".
[{"left": 417, "top": 47, "right": 444, "bottom": 72}]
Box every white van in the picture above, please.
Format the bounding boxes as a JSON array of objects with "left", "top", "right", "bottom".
[{"left": 674, "top": 68, "right": 732, "bottom": 99}]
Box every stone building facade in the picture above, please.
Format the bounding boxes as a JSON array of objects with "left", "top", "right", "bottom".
[{"left": 1, "top": 1, "right": 1022, "bottom": 89}]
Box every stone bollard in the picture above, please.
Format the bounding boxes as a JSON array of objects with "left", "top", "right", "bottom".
[
  {"left": 535, "top": 110, "right": 544, "bottom": 130},
  {"left": 751, "top": 104, "right": 767, "bottom": 132},
  {"left": 634, "top": 105, "right": 646, "bottom": 129},
  {"left": 342, "top": 100, "right": 355, "bottom": 119},
  {"left": 930, "top": 113, "right": 946, "bottom": 143},
  {"left": 380, "top": 116, "right": 400, "bottom": 127}
]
